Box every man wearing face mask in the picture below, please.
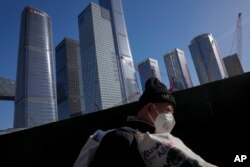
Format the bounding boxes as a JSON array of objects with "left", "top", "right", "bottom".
[
  {"left": 87, "top": 77, "right": 218, "bottom": 167},
  {"left": 89, "top": 77, "right": 178, "bottom": 167},
  {"left": 136, "top": 77, "right": 176, "bottom": 134}
]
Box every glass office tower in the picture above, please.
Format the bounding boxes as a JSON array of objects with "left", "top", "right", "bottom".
[
  {"left": 78, "top": 3, "right": 123, "bottom": 113},
  {"left": 99, "top": 0, "right": 139, "bottom": 103},
  {"left": 164, "top": 49, "right": 193, "bottom": 90},
  {"left": 138, "top": 58, "right": 162, "bottom": 91},
  {"left": 56, "top": 38, "right": 84, "bottom": 119},
  {"left": 223, "top": 53, "right": 244, "bottom": 77},
  {"left": 0, "top": 77, "right": 15, "bottom": 101},
  {"left": 14, "top": 7, "right": 57, "bottom": 128},
  {"left": 189, "top": 33, "right": 228, "bottom": 85}
]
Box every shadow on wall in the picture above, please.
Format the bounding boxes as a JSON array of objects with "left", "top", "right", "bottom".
[{"left": 0, "top": 72, "right": 249, "bottom": 167}]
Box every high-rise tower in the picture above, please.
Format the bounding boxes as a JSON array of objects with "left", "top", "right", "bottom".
[
  {"left": 138, "top": 58, "right": 162, "bottom": 91},
  {"left": 14, "top": 7, "right": 57, "bottom": 128},
  {"left": 0, "top": 77, "right": 15, "bottom": 101},
  {"left": 189, "top": 33, "right": 228, "bottom": 85},
  {"left": 99, "top": 0, "right": 139, "bottom": 103},
  {"left": 223, "top": 53, "right": 244, "bottom": 77},
  {"left": 164, "top": 49, "right": 193, "bottom": 90},
  {"left": 56, "top": 38, "right": 84, "bottom": 119},
  {"left": 78, "top": 3, "right": 123, "bottom": 113}
]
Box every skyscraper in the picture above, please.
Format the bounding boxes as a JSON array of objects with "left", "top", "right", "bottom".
[
  {"left": 164, "top": 49, "right": 193, "bottom": 90},
  {"left": 56, "top": 38, "right": 84, "bottom": 120},
  {"left": 189, "top": 33, "right": 228, "bottom": 85},
  {"left": 223, "top": 53, "right": 244, "bottom": 77},
  {"left": 78, "top": 3, "right": 123, "bottom": 113},
  {"left": 138, "top": 58, "right": 162, "bottom": 91},
  {"left": 14, "top": 7, "right": 57, "bottom": 128},
  {"left": 99, "top": 0, "right": 139, "bottom": 103},
  {"left": 0, "top": 77, "right": 15, "bottom": 101}
]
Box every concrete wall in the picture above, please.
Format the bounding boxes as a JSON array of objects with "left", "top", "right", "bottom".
[{"left": 0, "top": 72, "right": 249, "bottom": 167}]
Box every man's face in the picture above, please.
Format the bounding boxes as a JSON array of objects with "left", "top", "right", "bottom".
[
  {"left": 146, "top": 102, "right": 174, "bottom": 123},
  {"left": 153, "top": 102, "right": 174, "bottom": 115}
]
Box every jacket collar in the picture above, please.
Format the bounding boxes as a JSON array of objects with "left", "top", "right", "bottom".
[{"left": 125, "top": 117, "right": 155, "bottom": 133}]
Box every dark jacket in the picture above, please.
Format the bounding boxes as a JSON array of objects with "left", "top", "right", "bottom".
[{"left": 90, "top": 119, "right": 155, "bottom": 167}]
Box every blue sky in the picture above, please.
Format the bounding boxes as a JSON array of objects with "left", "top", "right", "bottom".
[{"left": 1, "top": 0, "right": 250, "bottom": 130}]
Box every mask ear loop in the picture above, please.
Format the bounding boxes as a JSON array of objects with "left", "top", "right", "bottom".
[
  {"left": 147, "top": 104, "right": 160, "bottom": 124},
  {"left": 153, "top": 104, "right": 160, "bottom": 115},
  {"left": 147, "top": 112, "right": 154, "bottom": 124}
]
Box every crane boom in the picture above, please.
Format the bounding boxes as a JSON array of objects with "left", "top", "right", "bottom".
[{"left": 237, "top": 12, "right": 242, "bottom": 62}]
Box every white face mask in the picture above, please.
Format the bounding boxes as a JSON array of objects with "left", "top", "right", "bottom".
[{"left": 154, "top": 113, "right": 176, "bottom": 134}]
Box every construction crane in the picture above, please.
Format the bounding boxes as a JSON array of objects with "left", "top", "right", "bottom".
[
  {"left": 236, "top": 12, "right": 242, "bottom": 62},
  {"left": 230, "top": 12, "right": 242, "bottom": 62}
]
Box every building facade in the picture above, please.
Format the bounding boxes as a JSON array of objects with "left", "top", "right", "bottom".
[
  {"left": 56, "top": 38, "right": 84, "bottom": 120},
  {"left": 138, "top": 58, "right": 162, "bottom": 91},
  {"left": 0, "top": 77, "right": 15, "bottom": 101},
  {"left": 223, "top": 53, "right": 244, "bottom": 77},
  {"left": 164, "top": 49, "right": 193, "bottom": 90},
  {"left": 99, "top": 0, "right": 139, "bottom": 103},
  {"left": 78, "top": 3, "right": 123, "bottom": 113},
  {"left": 189, "top": 33, "right": 228, "bottom": 85},
  {"left": 14, "top": 7, "right": 57, "bottom": 128}
]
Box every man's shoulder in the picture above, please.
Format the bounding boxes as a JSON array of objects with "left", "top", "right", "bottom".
[
  {"left": 108, "top": 126, "right": 136, "bottom": 138},
  {"left": 101, "top": 126, "right": 137, "bottom": 145},
  {"left": 118, "top": 126, "right": 137, "bottom": 135}
]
